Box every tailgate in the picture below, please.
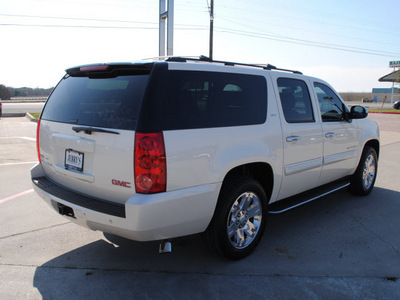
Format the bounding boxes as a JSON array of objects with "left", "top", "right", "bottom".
[
  {"left": 37, "top": 66, "right": 151, "bottom": 204},
  {"left": 39, "top": 120, "right": 135, "bottom": 204}
]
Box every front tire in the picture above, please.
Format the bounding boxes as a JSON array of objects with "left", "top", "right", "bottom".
[
  {"left": 206, "top": 177, "right": 268, "bottom": 260},
  {"left": 349, "top": 146, "right": 378, "bottom": 196}
]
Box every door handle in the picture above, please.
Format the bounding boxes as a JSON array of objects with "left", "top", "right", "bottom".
[
  {"left": 286, "top": 136, "right": 300, "bottom": 143},
  {"left": 325, "top": 132, "right": 335, "bottom": 138}
]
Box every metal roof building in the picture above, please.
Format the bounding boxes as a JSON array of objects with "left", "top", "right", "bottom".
[
  {"left": 379, "top": 70, "right": 400, "bottom": 83},
  {"left": 376, "top": 69, "right": 400, "bottom": 103}
]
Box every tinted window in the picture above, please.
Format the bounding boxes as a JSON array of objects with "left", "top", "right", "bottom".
[
  {"left": 159, "top": 71, "right": 267, "bottom": 130},
  {"left": 314, "top": 82, "right": 345, "bottom": 122},
  {"left": 277, "top": 78, "right": 314, "bottom": 123},
  {"left": 41, "top": 75, "right": 149, "bottom": 130}
]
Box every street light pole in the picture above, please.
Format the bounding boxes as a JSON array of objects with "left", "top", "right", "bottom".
[
  {"left": 159, "top": 0, "right": 174, "bottom": 57},
  {"left": 209, "top": 0, "right": 214, "bottom": 60}
]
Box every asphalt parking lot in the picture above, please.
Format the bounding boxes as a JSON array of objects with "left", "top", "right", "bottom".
[{"left": 0, "top": 114, "right": 399, "bottom": 299}]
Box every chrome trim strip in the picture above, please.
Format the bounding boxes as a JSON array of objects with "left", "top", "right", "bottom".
[
  {"left": 323, "top": 149, "right": 357, "bottom": 166},
  {"left": 284, "top": 158, "right": 322, "bottom": 176}
]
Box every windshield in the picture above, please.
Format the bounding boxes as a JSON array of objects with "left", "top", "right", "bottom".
[{"left": 41, "top": 74, "right": 149, "bottom": 130}]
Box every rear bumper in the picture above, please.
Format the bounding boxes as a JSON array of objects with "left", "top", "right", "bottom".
[{"left": 31, "top": 163, "right": 221, "bottom": 241}]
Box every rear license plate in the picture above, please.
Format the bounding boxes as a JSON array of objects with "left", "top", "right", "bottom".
[{"left": 65, "top": 149, "right": 84, "bottom": 172}]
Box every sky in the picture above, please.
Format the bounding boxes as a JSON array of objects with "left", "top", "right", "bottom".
[{"left": 1, "top": 0, "right": 399, "bottom": 92}]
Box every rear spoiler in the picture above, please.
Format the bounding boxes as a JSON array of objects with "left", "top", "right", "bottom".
[{"left": 66, "top": 63, "right": 154, "bottom": 78}]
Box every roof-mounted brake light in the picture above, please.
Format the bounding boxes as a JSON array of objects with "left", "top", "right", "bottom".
[{"left": 80, "top": 65, "right": 109, "bottom": 72}]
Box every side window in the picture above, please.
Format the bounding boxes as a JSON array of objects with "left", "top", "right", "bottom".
[
  {"left": 277, "top": 78, "right": 314, "bottom": 123},
  {"left": 314, "top": 82, "right": 345, "bottom": 122},
  {"left": 162, "top": 71, "right": 267, "bottom": 130}
]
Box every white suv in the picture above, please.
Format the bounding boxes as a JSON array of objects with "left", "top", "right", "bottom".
[{"left": 32, "top": 57, "right": 379, "bottom": 259}]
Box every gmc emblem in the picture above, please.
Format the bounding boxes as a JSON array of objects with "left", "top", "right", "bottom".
[{"left": 112, "top": 179, "right": 131, "bottom": 188}]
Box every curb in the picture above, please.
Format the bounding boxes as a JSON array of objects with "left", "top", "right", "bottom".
[
  {"left": 1, "top": 113, "right": 27, "bottom": 118},
  {"left": 369, "top": 111, "right": 400, "bottom": 115},
  {"left": 26, "top": 113, "right": 38, "bottom": 123},
  {"left": 3, "top": 99, "right": 47, "bottom": 103}
]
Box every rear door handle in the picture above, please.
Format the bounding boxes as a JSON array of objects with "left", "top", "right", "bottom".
[
  {"left": 325, "top": 132, "right": 335, "bottom": 138},
  {"left": 286, "top": 136, "right": 300, "bottom": 143}
]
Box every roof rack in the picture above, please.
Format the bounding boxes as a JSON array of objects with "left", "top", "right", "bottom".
[{"left": 165, "top": 55, "right": 303, "bottom": 75}]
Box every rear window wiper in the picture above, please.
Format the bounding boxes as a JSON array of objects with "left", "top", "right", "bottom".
[{"left": 72, "top": 126, "right": 119, "bottom": 135}]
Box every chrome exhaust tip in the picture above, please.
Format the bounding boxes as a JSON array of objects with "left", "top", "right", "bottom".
[{"left": 159, "top": 240, "right": 172, "bottom": 254}]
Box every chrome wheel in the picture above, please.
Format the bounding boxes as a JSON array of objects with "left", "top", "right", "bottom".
[
  {"left": 227, "top": 192, "right": 262, "bottom": 249},
  {"left": 349, "top": 146, "right": 378, "bottom": 196},
  {"left": 363, "top": 154, "right": 376, "bottom": 190}
]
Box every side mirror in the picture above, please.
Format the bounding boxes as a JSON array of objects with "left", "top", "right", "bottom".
[{"left": 349, "top": 105, "right": 368, "bottom": 119}]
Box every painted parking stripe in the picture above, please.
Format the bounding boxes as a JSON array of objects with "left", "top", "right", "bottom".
[
  {"left": 20, "top": 137, "right": 36, "bottom": 141},
  {"left": 0, "top": 189, "right": 35, "bottom": 204},
  {"left": 0, "top": 137, "right": 36, "bottom": 141},
  {"left": 0, "top": 161, "right": 37, "bottom": 167}
]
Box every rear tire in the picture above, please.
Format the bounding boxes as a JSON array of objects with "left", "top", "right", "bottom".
[
  {"left": 206, "top": 177, "right": 268, "bottom": 260},
  {"left": 349, "top": 146, "right": 378, "bottom": 196}
]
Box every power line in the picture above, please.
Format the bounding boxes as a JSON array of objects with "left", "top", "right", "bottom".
[
  {"left": 0, "top": 13, "right": 207, "bottom": 29},
  {"left": 2, "top": 21, "right": 397, "bottom": 57},
  {"left": 0, "top": 13, "right": 156, "bottom": 24},
  {"left": 0, "top": 23, "right": 207, "bottom": 30},
  {"left": 0, "top": 23, "right": 157, "bottom": 29},
  {"left": 217, "top": 14, "right": 399, "bottom": 49},
  {"left": 215, "top": 27, "right": 400, "bottom": 58},
  {"left": 2, "top": 13, "right": 398, "bottom": 58}
]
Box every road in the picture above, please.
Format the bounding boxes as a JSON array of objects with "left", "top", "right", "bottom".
[
  {"left": 0, "top": 114, "right": 399, "bottom": 299},
  {"left": 1, "top": 102, "right": 44, "bottom": 116}
]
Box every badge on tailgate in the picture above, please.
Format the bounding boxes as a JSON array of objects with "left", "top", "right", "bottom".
[{"left": 65, "top": 149, "right": 84, "bottom": 172}]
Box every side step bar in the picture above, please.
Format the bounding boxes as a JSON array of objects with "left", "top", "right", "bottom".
[{"left": 268, "top": 179, "right": 351, "bottom": 214}]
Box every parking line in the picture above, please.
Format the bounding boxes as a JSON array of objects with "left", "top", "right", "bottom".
[
  {"left": 0, "top": 189, "right": 35, "bottom": 204},
  {"left": 20, "top": 137, "right": 36, "bottom": 141},
  {"left": 0, "top": 137, "right": 36, "bottom": 141},
  {"left": 0, "top": 161, "right": 37, "bottom": 166}
]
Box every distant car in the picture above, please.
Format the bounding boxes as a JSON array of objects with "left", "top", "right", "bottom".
[
  {"left": 394, "top": 101, "right": 400, "bottom": 110},
  {"left": 362, "top": 98, "right": 373, "bottom": 103},
  {"left": 0, "top": 99, "right": 2, "bottom": 117}
]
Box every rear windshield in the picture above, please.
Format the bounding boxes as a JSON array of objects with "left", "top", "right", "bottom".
[{"left": 41, "top": 75, "right": 149, "bottom": 130}]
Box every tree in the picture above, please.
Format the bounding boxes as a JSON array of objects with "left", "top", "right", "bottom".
[{"left": 0, "top": 85, "right": 12, "bottom": 100}]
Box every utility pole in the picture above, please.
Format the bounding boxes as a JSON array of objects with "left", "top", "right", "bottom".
[
  {"left": 159, "top": 0, "right": 174, "bottom": 57},
  {"left": 209, "top": 0, "right": 214, "bottom": 60}
]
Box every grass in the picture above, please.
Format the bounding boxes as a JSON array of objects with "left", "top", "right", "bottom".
[
  {"left": 30, "top": 113, "right": 40, "bottom": 119},
  {"left": 368, "top": 108, "right": 400, "bottom": 114}
]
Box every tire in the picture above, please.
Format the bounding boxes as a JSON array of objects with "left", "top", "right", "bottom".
[
  {"left": 206, "top": 177, "right": 268, "bottom": 260},
  {"left": 349, "top": 146, "right": 378, "bottom": 196}
]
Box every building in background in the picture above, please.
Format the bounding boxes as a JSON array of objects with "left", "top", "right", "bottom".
[
  {"left": 376, "top": 62, "right": 400, "bottom": 104},
  {"left": 371, "top": 87, "right": 400, "bottom": 102}
]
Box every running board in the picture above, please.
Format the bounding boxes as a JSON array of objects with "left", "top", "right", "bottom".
[{"left": 268, "top": 179, "right": 351, "bottom": 214}]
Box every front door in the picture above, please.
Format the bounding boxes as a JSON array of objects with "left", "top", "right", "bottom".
[
  {"left": 313, "top": 82, "right": 359, "bottom": 185},
  {"left": 275, "top": 77, "right": 323, "bottom": 200}
]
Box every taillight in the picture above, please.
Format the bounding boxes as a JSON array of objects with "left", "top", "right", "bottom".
[
  {"left": 134, "top": 132, "right": 166, "bottom": 194},
  {"left": 36, "top": 118, "right": 42, "bottom": 163}
]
